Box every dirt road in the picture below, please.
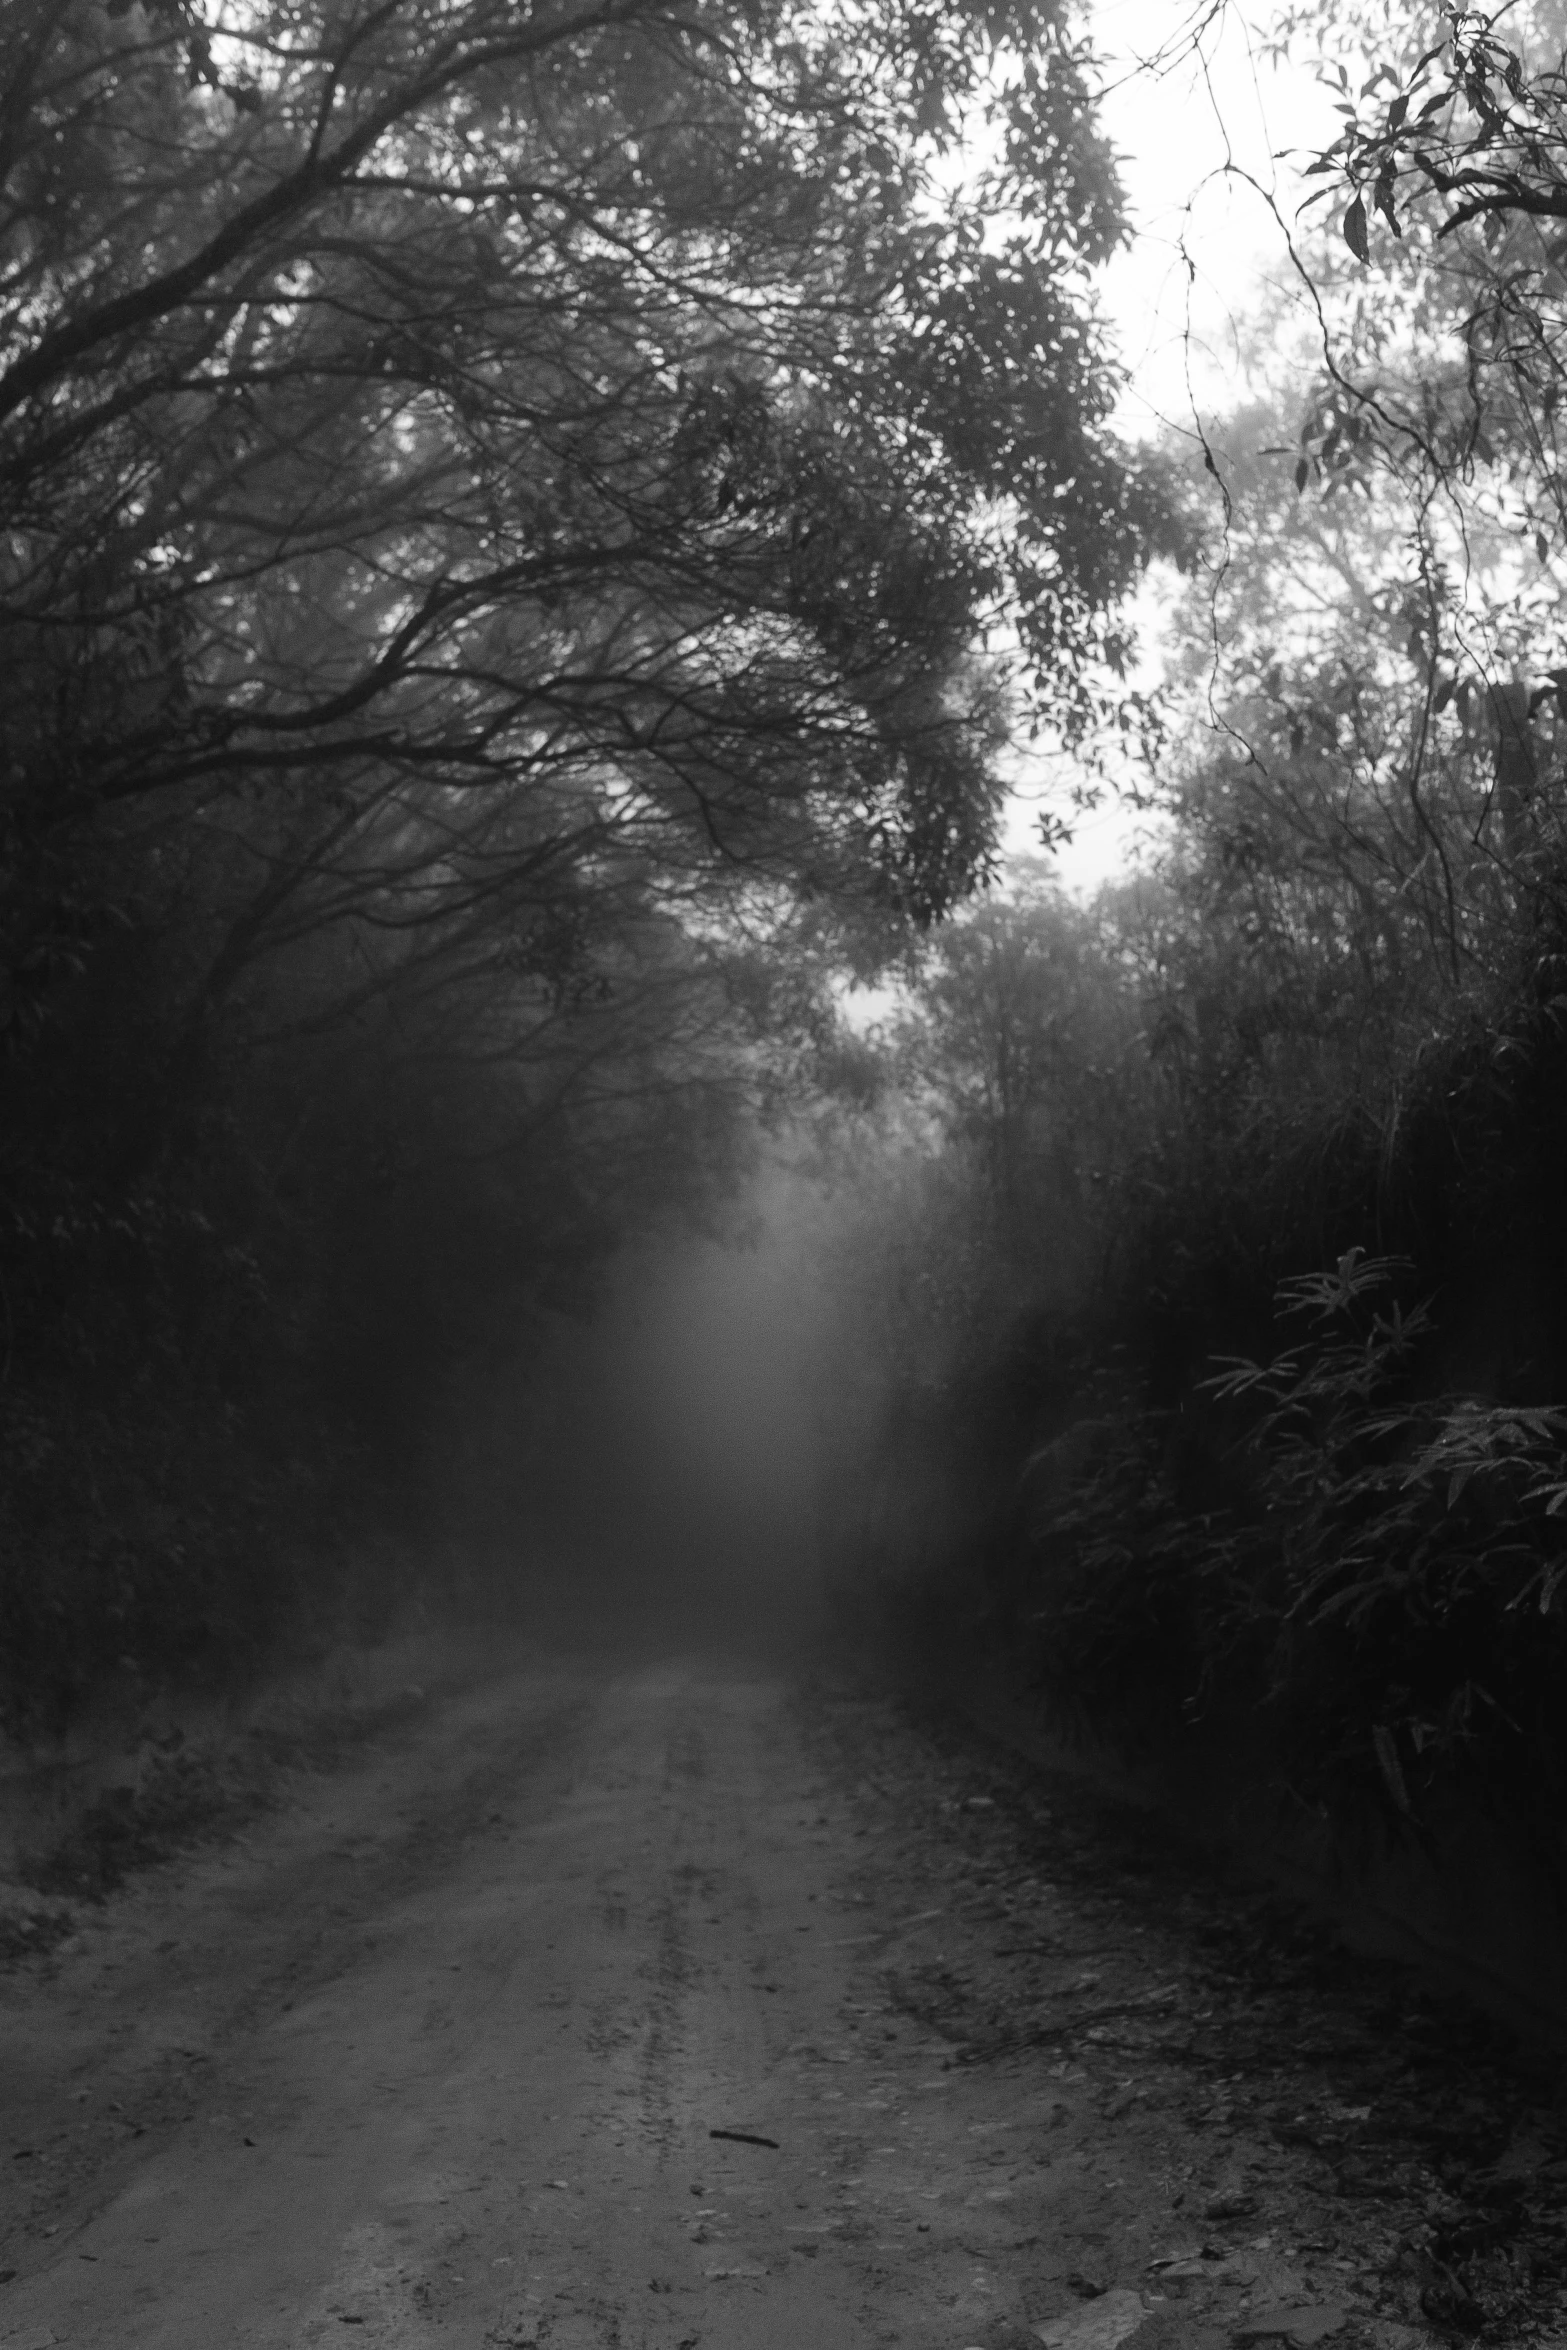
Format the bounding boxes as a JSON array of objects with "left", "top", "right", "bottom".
[{"left": 0, "top": 1650, "right": 1563, "bottom": 2350}]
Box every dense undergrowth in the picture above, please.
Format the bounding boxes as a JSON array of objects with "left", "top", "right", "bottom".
[
  {"left": 828, "top": 0, "right": 1567, "bottom": 1853},
  {"left": 1040, "top": 926, "right": 1567, "bottom": 1835},
  {"left": 1016, "top": 1253, "right": 1567, "bottom": 1829},
  {"left": 834, "top": 848, "right": 1567, "bottom": 1853},
  {"left": 0, "top": 1072, "right": 425, "bottom": 1732}
]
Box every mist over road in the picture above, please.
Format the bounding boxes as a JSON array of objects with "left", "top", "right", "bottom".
[{"left": 0, "top": 1647, "right": 1560, "bottom": 2349}]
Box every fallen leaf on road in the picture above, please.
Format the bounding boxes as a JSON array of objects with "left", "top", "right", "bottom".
[
  {"left": 1033, "top": 2286, "right": 1146, "bottom": 2350},
  {"left": 703, "top": 2264, "right": 766, "bottom": 2279},
  {"left": 1234, "top": 2306, "right": 1349, "bottom": 2346},
  {"left": 709, "top": 2129, "right": 779, "bottom": 2149}
]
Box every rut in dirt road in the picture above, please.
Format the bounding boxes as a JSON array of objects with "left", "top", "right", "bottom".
[{"left": 0, "top": 1655, "right": 1564, "bottom": 2350}]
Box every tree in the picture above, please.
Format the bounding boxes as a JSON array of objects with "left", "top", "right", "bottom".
[
  {"left": 0, "top": 0, "right": 1174, "bottom": 1703},
  {"left": 1, "top": 0, "right": 1164, "bottom": 990},
  {"left": 896, "top": 866, "right": 1139, "bottom": 1254},
  {"left": 1264, "top": 1, "right": 1567, "bottom": 752}
]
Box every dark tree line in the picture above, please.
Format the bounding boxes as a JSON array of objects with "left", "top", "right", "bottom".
[{"left": 0, "top": 0, "right": 1162, "bottom": 1716}]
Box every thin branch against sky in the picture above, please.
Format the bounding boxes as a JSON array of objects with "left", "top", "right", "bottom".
[
  {"left": 1095, "top": 0, "right": 1339, "bottom": 434},
  {"left": 1026, "top": 1, "right": 1339, "bottom": 893}
]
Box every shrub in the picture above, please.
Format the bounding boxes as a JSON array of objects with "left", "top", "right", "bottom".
[{"left": 1023, "top": 1251, "right": 1567, "bottom": 1836}]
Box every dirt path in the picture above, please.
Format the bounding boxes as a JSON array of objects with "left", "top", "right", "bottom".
[{"left": 0, "top": 1650, "right": 1563, "bottom": 2350}]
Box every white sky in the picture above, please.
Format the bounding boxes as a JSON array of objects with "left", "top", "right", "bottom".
[
  {"left": 1021, "top": 0, "right": 1342, "bottom": 893},
  {"left": 1094, "top": 0, "right": 1340, "bottom": 432}
]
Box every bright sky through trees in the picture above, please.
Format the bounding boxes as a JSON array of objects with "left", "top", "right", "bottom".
[
  {"left": 1031, "top": 1, "right": 1340, "bottom": 891},
  {"left": 1096, "top": 0, "right": 1340, "bottom": 429}
]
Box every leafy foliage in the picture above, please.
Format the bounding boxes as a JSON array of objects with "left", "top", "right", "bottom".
[
  {"left": 0, "top": 0, "right": 1164, "bottom": 1714},
  {"left": 0, "top": 0, "right": 1162, "bottom": 954},
  {"left": 806, "top": 1, "right": 1567, "bottom": 1864},
  {"left": 830, "top": 760, "right": 1567, "bottom": 1837},
  {"left": 1007, "top": 1250, "right": 1567, "bottom": 1823}
]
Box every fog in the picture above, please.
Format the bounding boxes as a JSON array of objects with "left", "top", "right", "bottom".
[{"left": 473, "top": 1167, "right": 873, "bottom": 1651}]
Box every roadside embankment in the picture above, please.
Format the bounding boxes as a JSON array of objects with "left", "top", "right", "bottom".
[
  {"left": 0, "top": 1623, "right": 488, "bottom": 1964},
  {"left": 934, "top": 1636, "right": 1567, "bottom": 2057}
]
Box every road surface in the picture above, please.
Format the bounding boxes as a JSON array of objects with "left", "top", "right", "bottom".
[{"left": 0, "top": 1648, "right": 1562, "bottom": 2349}]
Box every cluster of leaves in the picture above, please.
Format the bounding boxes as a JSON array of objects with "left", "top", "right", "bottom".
[
  {"left": 1013, "top": 1248, "right": 1567, "bottom": 1824},
  {"left": 1301, "top": 6, "right": 1567, "bottom": 256},
  {"left": 1005, "top": 1399, "right": 1249, "bottom": 1739},
  {"left": 1262, "top": 0, "right": 1567, "bottom": 618},
  {"left": 1209, "top": 1252, "right": 1567, "bottom": 1793}
]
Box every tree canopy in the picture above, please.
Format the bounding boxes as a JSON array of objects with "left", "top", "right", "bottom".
[{"left": 2, "top": 0, "right": 1163, "bottom": 1000}]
